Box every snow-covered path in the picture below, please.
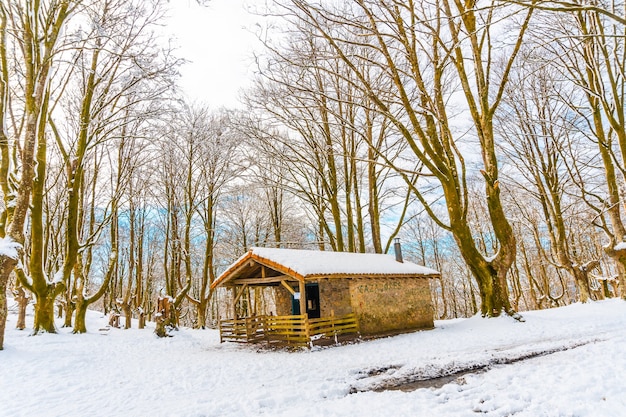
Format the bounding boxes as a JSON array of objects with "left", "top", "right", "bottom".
[{"left": 2, "top": 300, "right": 625, "bottom": 417}]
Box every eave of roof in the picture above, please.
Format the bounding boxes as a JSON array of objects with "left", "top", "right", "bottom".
[
  {"left": 211, "top": 248, "right": 441, "bottom": 289},
  {"left": 210, "top": 251, "right": 303, "bottom": 289}
]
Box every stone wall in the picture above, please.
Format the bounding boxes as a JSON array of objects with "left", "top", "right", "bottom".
[
  {"left": 272, "top": 276, "right": 434, "bottom": 337},
  {"left": 274, "top": 285, "right": 294, "bottom": 316},
  {"left": 318, "top": 278, "right": 352, "bottom": 317},
  {"left": 348, "top": 277, "right": 433, "bottom": 335}
]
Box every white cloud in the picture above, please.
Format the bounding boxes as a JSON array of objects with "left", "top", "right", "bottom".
[{"left": 165, "top": 0, "right": 260, "bottom": 108}]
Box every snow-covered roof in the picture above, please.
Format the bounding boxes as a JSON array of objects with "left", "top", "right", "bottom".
[{"left": 213, "top": 247, "right": 440, "bottom": 288}]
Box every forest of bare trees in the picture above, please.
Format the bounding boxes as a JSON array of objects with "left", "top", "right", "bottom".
[{"left": 1, "top": 0, "right": 625, "bottom": 349}]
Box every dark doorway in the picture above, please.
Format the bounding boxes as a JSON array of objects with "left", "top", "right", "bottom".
[
  {"left": 305, "top": 283, "right": 321, "bottom": 319},
  {"left": 291, "top": 294, "right": 300, "bottom": 315}
]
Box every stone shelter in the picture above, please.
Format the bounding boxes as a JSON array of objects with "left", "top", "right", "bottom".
[{"left": 211, "top": 247, "right": 439, "bottom": 347}]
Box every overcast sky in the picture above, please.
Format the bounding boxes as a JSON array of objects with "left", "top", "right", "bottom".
[{"left": 165, "top": 0, "right": 261, "bottom": 108}]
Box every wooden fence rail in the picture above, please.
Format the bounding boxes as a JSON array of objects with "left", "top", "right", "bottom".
[
  {"left": 218, "top": 313, "right": 359, "bottom": 347},
  {"left": 218, "top": 316, "right": 265, "bottom": 343}
]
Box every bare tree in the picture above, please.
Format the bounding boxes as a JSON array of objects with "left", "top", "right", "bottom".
[
  {"left": 271, "top": 0, "right": 534, "bottom": 316},
  {"left": 247, "top": 26, "right": 414, "bottom": 254},
  {"left": 153, "top": 105, "right": 241, "bottom": 331},
  {"left": 0, "top": 0, "right": 80, "bottom": 346},
  {"left": 510, "top": 0, "right": 626, "bottom": 25},
  {"left": 532, "top": 6, "right": 626, "bottom": 299},
  {"left": 496, "top": 51, "right": 602, "bottom": 302},
  {"left": 187, "top": 106, "right": 242, "bottom": 329}
]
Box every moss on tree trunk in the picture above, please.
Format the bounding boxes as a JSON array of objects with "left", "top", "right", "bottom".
[
  {"left": 122, "top": 303, "right": 132, "bottom": 329},
  {"left": 197, "top": 299, "right": 208, "bottom": 329},
  {"left": 0, "top": 281, "right": 7, "bottom": 350},
  {"left": 475, "top": 270, "right": 511, "bottom": 317},
  {"left": 73, "top": 302, "right": 88, "bottom": 334},
  {"left": 62, "top": 301, "right": 74, "bottom": 328},
  {"left": 33, "top": 291, "right": 57, "bottom": 334},
  {"left": 14, "top": 286, "right": 28, "bottom": 330}
]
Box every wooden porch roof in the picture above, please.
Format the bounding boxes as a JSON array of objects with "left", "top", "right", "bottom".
[{"left": 211, "top": 247, "right": 440, "bottom": 289}]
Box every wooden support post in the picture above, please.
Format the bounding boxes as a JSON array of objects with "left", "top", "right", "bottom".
[
  {"left": 299, "top": 280, "right": 306, "bottom": 316},
  {"left": 247, "top": 286, "right": 252, "bottom": 316},
  {"left": 233, "top": 285, "right": 248, "bottom": 318},
  {"left": 332, "top": 310, "right": 338, "bottom": 344},
  {"left": 299, "top": 280, "right": 309, "bottom": 344}
]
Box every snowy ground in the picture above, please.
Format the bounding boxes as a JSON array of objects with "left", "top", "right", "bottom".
[{"left": 2, "top": 300, "right": 626, "bottom": 417}]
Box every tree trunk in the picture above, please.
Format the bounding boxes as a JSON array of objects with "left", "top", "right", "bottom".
[
  {"left": 437, "top": 276, "right": 448, "bottom": 319},
  {"left": 0, "top": 284, "right": 7, "bottom": 349},
  {"left": 33, "top": 290, "right": 57, "bottom": 334},
  {"left": 121, "top": 302, "right": 132, "bottom": 329},
  {"left": 473, "top": 267, "right": 510, "bottom": 316},
  {"left": 197, "top": 299, "right": 208, "bottom": 330},
  {"left": 572, "top": 268, "right": 591, "bottom": 303},
  {"left": 0, "top": 292, "right": 6, "bottom": 348},
  {"left": 368, "top": 148, "right": 382, "bottom": 254},
  {"left": 73, "top": 301, "right": 88, "bottom": 334},
  {"left": 73, "top": 277, "right": 89, "bottom": 334},
  {"left": 0, "top": 257, "right": 15, "bottom": 349},
  {"left": 155, "top": 296, "right": 171, "bottom": 337},
  {"left": 72, "top": 200, "right": 118, "bottom": 334},
  {"left": 138, "top": 310, "right": 145, "bottom": 329},
  {"left": 63, "top": 300, "right": 73, "bottom": 328},
  {"left": 13, "top": 286, "right": 28, "bottom": 330},
  {"left": 450, "top": 195, "right": 515, "bottom": 317},
  {"left": 605, "top": 249, "right": 626, "bottom": 300}
]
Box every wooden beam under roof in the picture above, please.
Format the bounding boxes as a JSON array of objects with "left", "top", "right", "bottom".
[
  {"left": 280, "top": 280, "right": 296, "bottom": 295},
  {"left": 230, "top": 274, "right": 296, "bottom": 286},
  {"left": 220, "top": 259, "right": 257, "bottom": 283}
]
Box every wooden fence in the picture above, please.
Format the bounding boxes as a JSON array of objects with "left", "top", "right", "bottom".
[{"left": 219, "top": 313, "right": 359, "bottom": 348}]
